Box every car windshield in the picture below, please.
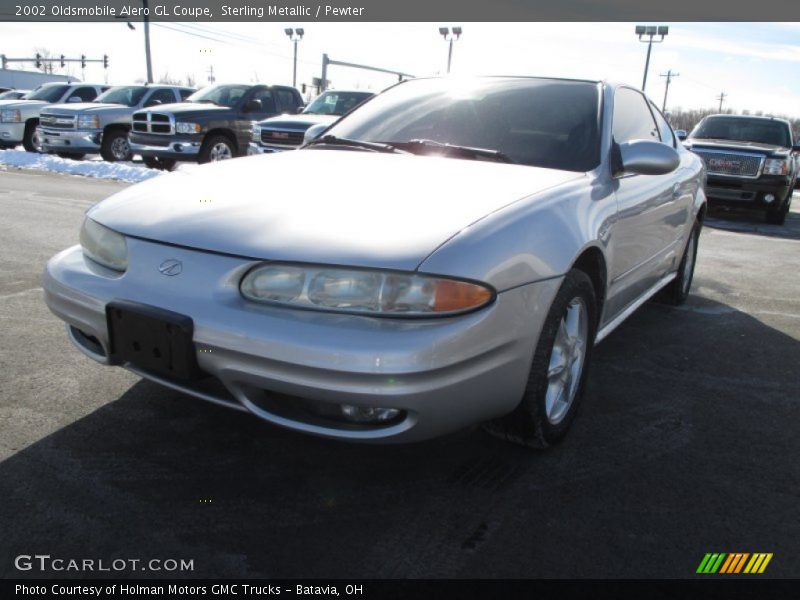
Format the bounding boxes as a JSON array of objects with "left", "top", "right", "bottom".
[
  {"left": 690, "top": 117, "right": 792, "bottom": 147},
  {"left": 321, "top": 78, "right": 601, "bottom": 171},
  {"left": 304, "top": 91, "right": 374, "bottom": 116},
  {"left": 0, "top": 90, "right": 27, "bottom": 100},
  {"left": 94, "top": 86, "right": 148, "bottom": 106},
  {"left": 186, "top": 84, "right": 250, "bottom": 107},
  {"left": 25, "top": 85, "right": 70, "bottom": 102}
]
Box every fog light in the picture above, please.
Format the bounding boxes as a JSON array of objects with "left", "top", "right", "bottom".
[
  {"left": 764, "top": 194, "right": 776, "bottom": 204},
  {"left": 340, "top": 404, "right": 400, "bottom": 423}
]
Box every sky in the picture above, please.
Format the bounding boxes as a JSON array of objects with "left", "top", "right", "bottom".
[{"left": 1, "top": 21, "right": 799, "bottom": 118}]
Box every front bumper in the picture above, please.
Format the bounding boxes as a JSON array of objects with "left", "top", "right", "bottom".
[
  {"left": 39, "top": 128, "right": 102, "bottom": 153},
  {"left": 705, "top": 174, "right": 794, "bottom": 210},
  {"left": 247, "top": 142, "right": 290, "bottom": 155},
  {"left": 43, "top": 240, "right": 560, "bottom": 443},
  {"left": 0, "top": 122, "right": 25, "bottom": 144},
  {"left": 129, "top": 133, "right": 202, "bottom": 160}
]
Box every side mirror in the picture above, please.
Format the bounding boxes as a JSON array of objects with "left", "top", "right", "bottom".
[
  {"left": 145, "top": 99, "right": 163, "bottom": 107},
  {"left": 67, "top": 96, "right": 82, "bottom": 103},
  {"left": 295, "top": 105, "right": 305, "bottom": 114},
  {"left": 243, "top": 99, "right": 262, "bottom": 113},
  {"left": 617, "top": 140, "right": 680, "bottom": 176},
  {"left": 675, "top": 130, "right": 688, "bottom": 141},
  {"left": 303, "top": 122, "right": 329, "bottom": 144}
]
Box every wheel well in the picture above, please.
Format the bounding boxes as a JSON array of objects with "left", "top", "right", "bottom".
[
  {"left": 103, "top": 124, "right": 130, "bottom": 136},
  {"left": 697, "top": 202, "right": 707, "bottom": 224},
  {"left": 25, "top": 117, "right": 39, "bottom": 128},
  {"left": 204, "top": 128, "right": 238, "bottom": 152},
  {"left": 572, "top": 247, "right": 607, "bottom": 321}
]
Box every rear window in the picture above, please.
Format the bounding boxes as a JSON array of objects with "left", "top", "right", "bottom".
[{"left": 690, "top": 117, "right": 792, "bottom": 147}]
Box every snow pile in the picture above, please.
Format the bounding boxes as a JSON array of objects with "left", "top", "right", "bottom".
[{"left": 0, "top": 149, "right": 161, "bottom": 183}]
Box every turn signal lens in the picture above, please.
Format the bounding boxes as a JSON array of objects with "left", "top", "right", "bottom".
[{"left": 240, "top": 264, "right": 494, "bottom": 317}]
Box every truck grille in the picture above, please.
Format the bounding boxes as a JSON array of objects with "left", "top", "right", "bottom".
[
  {"left": 40, "top": 114, "right": 75, "bottom": 129},
  {"left": 261, "top": 129, "right": 305, "bottom": 147},
  {"left": 692, "top": 149, "right": 764, "bottom": 178},
  {"left": 132, "top": 112, "right": 173, "bottom": 135}
]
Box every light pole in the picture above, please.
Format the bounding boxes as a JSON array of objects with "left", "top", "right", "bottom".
[
  {"left": 117, "top": 0, "right": 153, "bottom": 83},
  {"left": 635, "top": 25, "right": 668, "bottom": 92},
  {"left": 438, "top": 26, "right": 462, "bottom": 74},
  {"left": 284, "top": 28, "right": 304, "bottom": 88}
]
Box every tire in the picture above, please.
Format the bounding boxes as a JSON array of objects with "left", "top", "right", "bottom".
[
  {"left": 56, "top": 152, "right": 85, "bottom": 160},
  {"left": 143, "top": 156, "right": 176, "bottom": 171},
  {"left": 100, "top": 129, "right": 132, "bottom": 162},
  {"left": 22, "top": 120, "right": 41, "bottom": 153},
  {"left": 199, "top": 134, "right": 235, "bottom": 164},
  {"left": 661, "top": 220, "right": 700, "bottom": 305},
  {"left": 765, "top": 193, "right": 791, "bottom": 225},
  {"left": 484, "top": 269, "right": 597, "bottom": 448}
]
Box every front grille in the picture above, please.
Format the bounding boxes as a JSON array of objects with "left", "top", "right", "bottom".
[
  {"left": 693, "top": 149, "right": 763, "bottom": 178},
  {"left": 131, "top": 111, "right": 173, "bottom": 135},
  {"left": 40, "top": 114, "right": 75, "bottom": 129},
  {"left": 261, "top": 129, "right": 305, "bottom": 147}
]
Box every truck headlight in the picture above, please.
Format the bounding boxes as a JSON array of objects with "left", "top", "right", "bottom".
[
  {"left": 240, "top": 264, "right": 494, "bottom": 317},
  {"left": 0, "top": 109, "right": 21, "bottom": 123},
  {"left": 763, "top": 158, "right": 790, "bottom": 176},
  {"left": 251, "top": 125, "right": 261, "bottom": 142},
  {"left": 77, "top": 115, "right": 100, "bottom": 129},
  {"left": 79, "top": 218, "right": 127, "bottom": 272},
  {"left": 176, "top": 122, "right": 202, "bottom": 134}
]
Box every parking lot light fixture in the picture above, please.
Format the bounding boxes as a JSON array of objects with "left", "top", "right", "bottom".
[
  {"left": 439, "top": 26, "right": 463, "bottom": 74},
  {"left": 636, "top": 24, "right": 669, "bottom": 92},
  {"left": 285, "top": 27, "right": 304, "bottom": 88}
]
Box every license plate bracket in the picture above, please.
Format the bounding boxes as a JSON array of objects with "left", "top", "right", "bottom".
[{"left": 106, "top": 301, "right": 201, "bottom": 380}]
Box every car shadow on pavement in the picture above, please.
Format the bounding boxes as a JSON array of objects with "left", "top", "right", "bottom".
[
  {"left": 704, "top": 195, "right": 800, "bottom": 241},
  {"left": 1, "top": 295, "right": 799, "bottom": 579}
]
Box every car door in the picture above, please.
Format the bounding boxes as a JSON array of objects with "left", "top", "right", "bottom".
[
  {"left": 236, "top": 87, "right": 277, "bottom": 148},
  {"left": 605, "top": 86, "right": 687, "bottom": 318}
]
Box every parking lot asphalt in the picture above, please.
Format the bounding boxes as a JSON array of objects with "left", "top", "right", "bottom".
[{"left": 0, "top": 168, "right": 798, "bottom": 579}]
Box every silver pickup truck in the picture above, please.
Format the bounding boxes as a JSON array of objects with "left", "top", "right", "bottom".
[
  {"left": 39, "top": 85, "right": 194, "bottom": 161},
  {"left": 0, "top": 82, "right": 107, "bottom": 152}
]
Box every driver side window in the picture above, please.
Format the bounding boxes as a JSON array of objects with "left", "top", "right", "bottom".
[{"left": 612, "top": 87, "right": 659, "bottom": 144}]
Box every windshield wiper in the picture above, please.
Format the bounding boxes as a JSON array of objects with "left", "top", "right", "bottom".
[
  {"left": 306, "top": 135, "right": 402, "bottom": 154},
  {"left": 390, "top": 139, "right": 516, "bottom": 164}
]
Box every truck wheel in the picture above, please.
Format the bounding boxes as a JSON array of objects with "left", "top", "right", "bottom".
[
  {"left": 765, "top": 194, "right": 791, "bottom": 226},
  {"left": 143, "top": 157, "right": 176, "bottom": 171},
  {"left": 199, "top": 134, "right": 235, "bottom": 163},
  {"left": 101, "top": 129, "right": 132, "bottom": 162},
  {"left": 22, "top": 120, "right": 42, "bottom": 153},
  {"left": 661, "top": 220, "right": 700, "bottom": 305},
  {"left": 484, "top": 269, "right": 597, "bottom": 448}
]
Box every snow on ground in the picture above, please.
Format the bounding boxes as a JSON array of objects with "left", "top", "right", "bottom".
[{"left": 0, "top": 149, "right": 162, "bottom": 183}]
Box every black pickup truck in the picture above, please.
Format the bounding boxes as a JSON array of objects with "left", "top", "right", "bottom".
[
  {"left": 684, "top": 114, "right": 799, "bottom": 225},
  {"left": 129, "top": 83, "right": 304, "bottom": 169}
]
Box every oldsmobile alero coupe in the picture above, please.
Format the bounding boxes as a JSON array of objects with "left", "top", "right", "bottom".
[{"left": 43, "top": 77, "right": 706, "bottom": 447}]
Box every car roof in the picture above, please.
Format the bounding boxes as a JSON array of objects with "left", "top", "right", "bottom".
[{"left": 703, "top": 113, "right": 791, "bottom": 125}]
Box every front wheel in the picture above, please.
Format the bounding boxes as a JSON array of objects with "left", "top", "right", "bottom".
[
  {"left": 765, "top": 193, "right": 791, "bottom": 225},
  {"left": 101, "top": 129, "right": 132, "bottom": 162},
  {"left": 199, "top": 134, "right": 235, "bottom": 163},
  {"left": 485, "top": 269, "right": 597, "bottom": 448},
  {"left": 22, "top": 121, "right": 42, "bottom": 153},
  {"left": 661, "top": 221, "right": 700, "bottom": 305}
]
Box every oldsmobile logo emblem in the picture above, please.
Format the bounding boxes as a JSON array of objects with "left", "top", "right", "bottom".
[{"left": 158, "top": 259, "right": 183, "bottom": 276}]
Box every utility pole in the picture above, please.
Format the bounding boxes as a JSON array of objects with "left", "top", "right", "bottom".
[
  {"left": 635, "top": 25, "right": 669, "bottom": 92},
  {"left": 207, "top": 65, "right": 215, "bottom": 83},
  {"left": 660, "top": 70, "right": 679, "bottom": 112},
  {"left": 716, "top": 92, "right": 727, "bottom": 112},
  {"left": 142, "top": 0, "right": 153, "bottom": 83}
]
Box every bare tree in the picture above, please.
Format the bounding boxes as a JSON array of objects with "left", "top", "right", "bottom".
[{"left": 33, "top": 47, "right": 56, "bottom": 74}]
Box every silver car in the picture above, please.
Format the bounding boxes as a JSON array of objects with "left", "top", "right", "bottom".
[{"left": 43, "top": 77, "right": 706, "bottom": 447}]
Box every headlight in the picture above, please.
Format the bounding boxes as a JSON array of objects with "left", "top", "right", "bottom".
[
  {"left": 763, "top": 158, "right": 790, "bottom": 176},
  {"left": 251, "top": 125, "right": 261, "bottom": 142},
  {"left": 176, "top": 122, "right": 202, "bottom": 134},
  {"left": 240, "top": 264, "right": 494, "bottom": 317},
  {"left": 79, "top": 218, "right": 127, "bottom": 272},
  {"left": 77, "top": 115, "right": 99, "bottom": 129},
  {"left": 0, "top": 109, "right": 21, "bottom": 123}
]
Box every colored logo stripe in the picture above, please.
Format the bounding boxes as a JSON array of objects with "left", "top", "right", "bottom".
[{"left": 697, "top": 552, "right": 773, "bottom": 574}]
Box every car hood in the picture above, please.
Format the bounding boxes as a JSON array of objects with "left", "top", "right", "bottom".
[
  {"left": 687, "top": 138, "right": 790, "bottom": 155},
  {"left": 88, "top": 150, "right": 583, "bottom": 271},
  {"left": 139, "top": 102, "right": 232, "bottom": 118},
  {"left": 0, "top": 99, "right": 47, "bottom": 110},
  {"left": 42, "top": 102, "right": 124, "bottom": 114},
  {"left": 257, "top": 113, "right": 337, "bottom": 130}
]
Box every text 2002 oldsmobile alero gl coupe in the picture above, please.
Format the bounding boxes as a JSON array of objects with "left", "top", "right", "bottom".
[{"left": 44, "top": 77, "right": 706, "bottom": 447}]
